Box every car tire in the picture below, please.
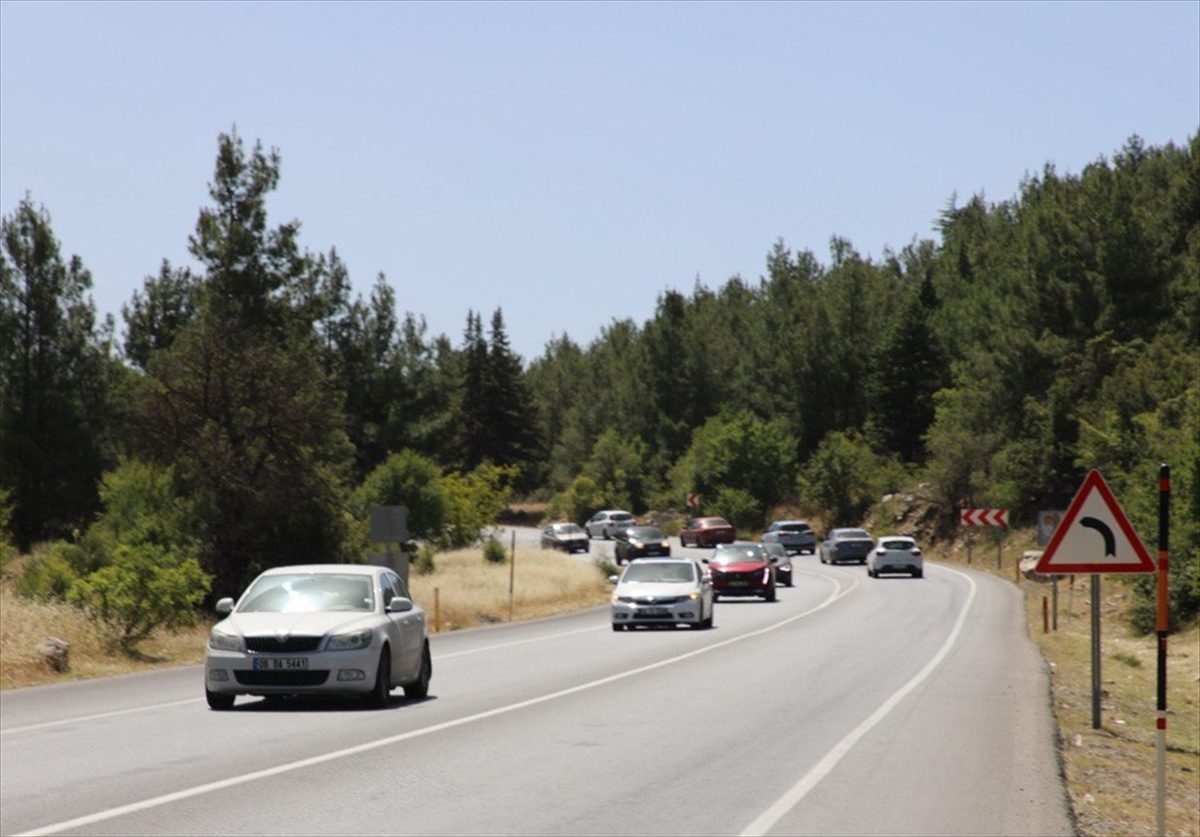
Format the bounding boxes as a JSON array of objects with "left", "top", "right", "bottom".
[
  {"left": 206, "top": 689, "right": 234, "bottom": 711},
  {"left": 868, "top": 567, "right": 876, "bottom": 578},
  {"left": 404, "top": 641, "right": 432, "bottom": 699},
  {"left": 367, "top": 647, "right": 392, "bottom": 709},
  {"left": 786, "top": 576, "right": 794, "bottom": 588},
  {"left": 702, "top": 608, "right": 714, "bottom": 629},
  {"left": 913, "top": 569, "right": 924, "bottom": 579},
  {"left": 764, "top": 586, "right": 776, "bottom": 603}
]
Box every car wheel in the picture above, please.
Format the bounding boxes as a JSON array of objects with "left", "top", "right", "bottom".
[
  {"left": 404, "top": 641, "right": 432, "bottom": 699},
  {"left": 367, "top": 646, "right": 392, "bottom": 709},
  {"left": 913, "top": 569, "right": 924, "bottom": 579},
  {"left": 868, "top": 567, "right": 876, "bottom": 578},
  {"left": 764, "top": 586, "right": 776, "bottom": 603},
  {"left": 786, "top": 575, "right": 794, "bottom": 588},
  {"left": 206, "top": 689, "right": 234, "bottom": 711}
]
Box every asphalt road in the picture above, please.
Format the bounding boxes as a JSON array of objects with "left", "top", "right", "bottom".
[{"left": 1, "top": 535, "right": 1073, "bottom": 836}]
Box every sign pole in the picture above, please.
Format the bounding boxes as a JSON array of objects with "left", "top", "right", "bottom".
[
  {"left": 1091, "top": 572, "right": 1102, "bottom": 729},
  {"left": 1051, "top": 576, "right": 1058, "bottom": 631},
  {"left": 508, "top": 530, "right": 516, "bottom": 622},
  {"left": 1156, "top": 464, "right": 1170, "bottom": 837}
]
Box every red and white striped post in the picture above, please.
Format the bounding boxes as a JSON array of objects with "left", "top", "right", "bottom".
[{"left": 1156, "top": 464, "right": 1170, "bottom": 836}]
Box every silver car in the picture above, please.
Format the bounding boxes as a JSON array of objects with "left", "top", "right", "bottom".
[
  {"left": 610, "top": 558, "right": 714, "bottom": 631},
  {"left": 204, "top": 564, "right": 432, "bottom": 710},
  {"left": 867, "top": 536, "right": 924, "bottom": 578},
  {"left": 762, "top": 520, "right": 817, "bottom": 554},
  {"left": 586, "top": 509, "right": 635, "bottom": 539}
]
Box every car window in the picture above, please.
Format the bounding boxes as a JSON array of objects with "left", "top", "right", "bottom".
[
  {"left": 612, "top": 513, "right": 633, "bottom": 523},
  {"left": 627, "top": 527, "right": 663, "bottom": 539},
  {"left": 621, "top": 562, "right": 696, "bottom": 583},
  {"left": 781, "top": 523, "right": 810, "bottom": 532},
  {"left": 881, "top": 539, "right": 913, "bottom": 550},
  {"left": 239, "top": 573, "right": 374, "bottom": 613},
  {"left": 708, "top": 518, "right": 730, "bottom": 527},
  {"left": 712, "top": 545, "right": 765, "bottom": 562},
  {"left": 839, "top": 529, "right": 870, "bottom": 539}
]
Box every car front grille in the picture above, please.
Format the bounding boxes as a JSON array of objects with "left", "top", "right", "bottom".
[
  {"left": 635, "top": 596, "right": 683, "bottom": 605},
  {"left": 244, "top": 636, "right": 323, "bottom": 653},
  {"left": 234, "top": 670, "right": 330, "bottom": 687}
]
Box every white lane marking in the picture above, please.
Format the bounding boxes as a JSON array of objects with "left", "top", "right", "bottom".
[
  {"left": 436, "top": 625, "right": 605, "bottom": 659},
  {"left": 18, "top": 573, "right": 858, "bottom": 837},
  {"left": 739, "top": 564, "right": 978, "bottom": 837},
  {"left": 0, "top": 698, "right": 203, "bottom": 737}
]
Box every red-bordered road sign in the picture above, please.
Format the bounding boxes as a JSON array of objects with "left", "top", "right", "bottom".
[
  {"left": 1034, "top": 469, "right": 1154, "bottom": 574},
  {"left": 686, "top": 492, "right": 699, "bottom": 510},
  {"left": 960, "top": 508, "right": 1009, "bottom": 526}
]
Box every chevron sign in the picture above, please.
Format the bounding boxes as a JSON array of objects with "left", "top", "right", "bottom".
[{"left": 960, "top": 508, "right": 1009, "bottom": 526}]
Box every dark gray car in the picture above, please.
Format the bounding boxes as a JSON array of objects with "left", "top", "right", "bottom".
[{"left": 819, "top": 528, "right": 875, "bottom": 565}]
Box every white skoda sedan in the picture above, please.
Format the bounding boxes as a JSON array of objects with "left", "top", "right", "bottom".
[{"left": 204, "top": 564, "right": 431, "bottom": 710}]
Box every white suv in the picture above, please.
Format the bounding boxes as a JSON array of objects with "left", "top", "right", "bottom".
[
  {"left": 867, "top": 536, "right": 924, "bottom": 578},
  {"left": 585, "top": 510, "right": 635, "bottom": 539}
]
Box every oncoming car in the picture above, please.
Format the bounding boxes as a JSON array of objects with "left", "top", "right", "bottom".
[
  {"left": 868, "top": 535, "right": 924, "bottom": 578},
  {"left": 541, "top": 522, "right": 589, "bottom": 554},
  {"left": 204, "top": 564, "right": 431, "bottom": 710},
  {"left": 613, "top": 525, "right": 671, "bottom": 564},
  {"left": 706, "top": 542, "right": 776, "bottom": 601},
  {"left": 610, "top": 558, "right": 714, "bottom": 631},
  {"left": 585, "top": 510, "right": 636, "bottom": 539},
  {"left": 763, "top": 542, "right": 793, "bottom": 587}
]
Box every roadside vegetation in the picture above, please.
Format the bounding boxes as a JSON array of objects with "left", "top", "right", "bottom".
[{"left": 1, "top": 125, "right": 1196, "bottom": 832}]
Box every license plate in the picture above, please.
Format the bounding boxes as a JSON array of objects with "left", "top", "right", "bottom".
[
  {"left": 252, "top": 657, "right": 308, "bottom": 671},
  {"left": 638, "top": 607, "right": 669, "bottom": 617},
  {"left": 728, "top": 580, "right": 749, "bottom": 587}
]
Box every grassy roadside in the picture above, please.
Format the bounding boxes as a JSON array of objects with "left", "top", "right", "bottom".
[
  {"left": 930, "top": 529, "right": 1200, "bottom": 837},
  {"left": 0, "top": 545, "right": 611, "bottom": 691}
]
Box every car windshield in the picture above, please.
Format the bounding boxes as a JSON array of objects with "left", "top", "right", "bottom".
[
  {"left": 238, "top": 573, "right": 374, "bottom": 613},
  {"left": 780, "top": 523, "right": 811, "bottom": 532},
  {"left": 611, "top": 513, "right": 634, "bottom": 522},
  {"left": 553, "top": 524, "right": 582, "bottom": 534},
  {"left": 621, "top": 563, "right": 696, "bottom": 583},
  {"left": 703, "top": 518, "right": 730, "bottom": 528},
  {"left": 881, "top": 539, "right": 914, "bottom": 549},
  {"left": 712, "top": 545, "right": 765, "bottom": 563},
  {"left": 838, "top": 529, "right": 871, "bottom": 539},
  {"left": 626, "top": 527, "right": 663, "bottom": 540}
]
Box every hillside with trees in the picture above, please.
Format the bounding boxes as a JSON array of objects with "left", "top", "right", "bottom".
[{"left": 2, "top": 130, "right": 1196, "bottom": 634}]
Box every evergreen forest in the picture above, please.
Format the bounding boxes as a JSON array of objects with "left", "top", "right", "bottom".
[{"left": 2, "top": 129, "right": 1196, "bottom": 632}]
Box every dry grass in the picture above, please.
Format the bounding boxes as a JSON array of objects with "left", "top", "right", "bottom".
[
  {"left": 930, "top": 528, "right": 1200, "bottom": 837},
  {"left": 0, "top": 545, "right": 610, "bottom": 690},
  {"left": 408, "top": 547, "right": 610, "bottom": 632},
  {"left": 0, "top": 586, "right": 210, "bottom": 689}
]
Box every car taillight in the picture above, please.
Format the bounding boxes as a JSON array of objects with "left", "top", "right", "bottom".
[
  {"left": 912, "top": 549, "right": 921, "bottom": 556},
  {"left": 876, "top": 548, "right": 886, "bottom": 555}
]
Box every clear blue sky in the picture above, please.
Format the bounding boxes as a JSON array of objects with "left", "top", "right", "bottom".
[{"left": 2, "top": 1, "right": 1197, "bottom": 362}]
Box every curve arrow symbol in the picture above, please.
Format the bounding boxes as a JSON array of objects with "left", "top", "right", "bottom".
[{"left": 1080, "top": 516, "right": 1116, "bottom": 558}]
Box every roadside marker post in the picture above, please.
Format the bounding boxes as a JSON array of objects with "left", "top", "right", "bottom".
[
  {"left": 1156, "top": 464, "right": 1170, "bottom": 837},
  {"left": 959, "top": 508, "right": 1008, "bottom": 570}
]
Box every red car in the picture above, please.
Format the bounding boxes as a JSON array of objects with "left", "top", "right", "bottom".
[
  {"left": 679, "top": 516, "right": 737, "bottom": 547},
  {"left": 705, "top": 542, "right": 776, "bottom": 602}
]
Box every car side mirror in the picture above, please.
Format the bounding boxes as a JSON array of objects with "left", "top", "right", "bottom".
[
  {"left": 607, "top": 575, "right": 619, "bottom": 584},
  {"left": 387, "top": 596, "right": 414, "bottom": 613},
  {"left": 215, "top": 597, "right": 234, "bottom": 616},
  {"left": 700, "top": 557, "right": 709, "bottom": 564},
  {"left": 701, "top": 574, "right": 712, "bottom": 585}
]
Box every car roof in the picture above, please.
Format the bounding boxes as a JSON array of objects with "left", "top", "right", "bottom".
[
  {"left": 771, "top": 520, "right": 810, "bottom": 526},
  {"left": 259, "top": 564, "right": 383, "bottom": 576}
]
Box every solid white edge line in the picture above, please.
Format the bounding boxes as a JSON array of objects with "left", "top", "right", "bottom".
[
  {"left": 0, "top": 698, "right": 203, "bottom": 737},
  {"left": 738, "top": 564, "right": 978, "bottom": 837},
  {"left": 18, "top": 571, "right": 859, "bottom": 837}
]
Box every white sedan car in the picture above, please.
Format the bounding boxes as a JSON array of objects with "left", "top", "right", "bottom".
[
  {"left": 205, "top": 564, "right": 431, "bottom": 710},
  {"left": 586, "top": 509, "right": 636, "bottom": 539},
  {"left": 867, "top": 536, "right": 924, "bottom": 578},
  {"left": 610, "top": 558, "right": 714, "bottom": 631}
]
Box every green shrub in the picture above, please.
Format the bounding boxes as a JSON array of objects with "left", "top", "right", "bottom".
[
  {"left": 594, "top": 556, "right": 619, "bottom": 579},
  {"left": 1126, "top": 553, "right": 1200, "bottom": 634},
  {"left": 354, "top": 451, "right": 447, "bottom": 542},
  {"left": 482, "top": 536, "right": 508, "bottom": 565},
  {"left": 441, "top": 463, "right": 517, "bottom": 549},
  {"left": 547, "top": 474, "right": 607, "bottom": 526},
  {"left": 15, "top": 549, "right": 80, "bottom": 600},
  {"left": 711, "top": 486, "right": 763, "bottom": 533},
  {"left": 67, "top": 543, "right": 211, "bottom": 653},
  {"left": 413, "top": 543, "right": 437, "bottom": 576}
]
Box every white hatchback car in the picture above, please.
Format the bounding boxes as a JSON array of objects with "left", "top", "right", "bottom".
[
  {"left": 867, "top": 536, "right": 924, "bottom": 578},
  {"left": 610, "top": 558, "right": 714, "bottom": 631},
  {"left": 205, "top": 564, "right": 431, "bottom": 709}
]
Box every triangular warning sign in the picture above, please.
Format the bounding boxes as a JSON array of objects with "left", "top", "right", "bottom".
[{"left": 1035, "top": 469, "right": 1155, "bottom": 574}]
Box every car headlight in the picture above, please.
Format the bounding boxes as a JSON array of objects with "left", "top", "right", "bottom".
[
  {"left": 661, "top": 540, "right": 670, "bottom": 548},
  {"left": 631, "top": 541, "right": 643, "bottom": 549},
  {"left": 208, "top": 629, "right": 244, "bottom": 652},
  {"left": 325, "top": 629, "right": 372, "bottom": 651},
  {"left": 687, "top": 591, "right": 700, "bottom": 600}
]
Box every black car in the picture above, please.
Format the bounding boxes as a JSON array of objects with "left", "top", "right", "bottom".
[
  {"left": 613, "top": 526, "right": 671, "bottom": 564},
  {"left": 540, "top": 522, "right": 589, "bottom": 554},
  {"left": 819, "top": 528, "right": 875, "bottom": 565}
]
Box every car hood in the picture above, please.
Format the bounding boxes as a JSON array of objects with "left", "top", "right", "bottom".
[
  {"left": 615, "top": 581, "right": 697, "bottom": 598},
  {"left": 217, "top": 611, "right": 379, "bottom": 638},
  {"left": 710, "top": 561, "right": 768, "bottom": 572}
]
